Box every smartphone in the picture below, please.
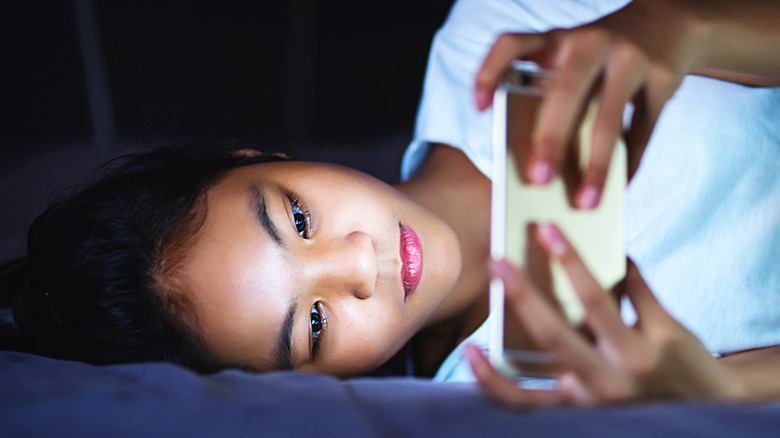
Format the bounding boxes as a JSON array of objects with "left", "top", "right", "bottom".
[{"left": 489, "top": 61, "right": 626, "bottom": 378}]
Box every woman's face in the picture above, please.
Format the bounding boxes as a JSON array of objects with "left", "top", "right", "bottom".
[{"left": 178, "top": 161, "right": 461, "bottom": 376}]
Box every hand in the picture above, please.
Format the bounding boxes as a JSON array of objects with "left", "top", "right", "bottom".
[
  {"left": 466, "top": 223, "right": 741, "bottom": 406},
  {"left": 474, "top": 0, "right": 711, "bottom": 208}
]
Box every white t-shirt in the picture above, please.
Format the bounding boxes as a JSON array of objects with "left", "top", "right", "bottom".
[{"left": 402, "top": 0, "right": 780, "bottom": 382}]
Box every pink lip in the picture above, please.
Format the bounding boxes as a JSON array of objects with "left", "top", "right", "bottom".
[{"left": 400, "top": 224, "right": 422, "bottom": 300}]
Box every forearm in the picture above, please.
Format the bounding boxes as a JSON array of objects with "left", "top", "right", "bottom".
[
  {"left": 690, "top": 69, "right": 780, "bottom": 87},
  {"left": 726, "top": 354, "right": 780, "bottom": 402},
  {"left": 601, "top": 0, "right": 780, "bottom": 82},
  {"left": 682, "top": 0, "right": 780, "bottom": 79}
]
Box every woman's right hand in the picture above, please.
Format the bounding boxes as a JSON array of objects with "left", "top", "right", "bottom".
[
  {"left": 474, "top": 0, "right": 780, "bottom": 209},
  {"left": 466, "top": 224, "right": 743, "bottom": 407}
]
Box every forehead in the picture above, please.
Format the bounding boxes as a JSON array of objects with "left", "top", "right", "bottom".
[
  {"left": 239, "top": 160, "right": 370, "bottom": 183},
  {"left": 175, "top": 165, "right": 295, "bottom": 369}
]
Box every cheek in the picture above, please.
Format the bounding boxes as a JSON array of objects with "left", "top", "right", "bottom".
[{"left": 329, "top": 304, "right": 413, "bottom": 374}]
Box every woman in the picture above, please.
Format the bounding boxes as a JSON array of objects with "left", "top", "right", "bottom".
[{"left": 2, "top": 0, "right": 780, "bottom": 405}]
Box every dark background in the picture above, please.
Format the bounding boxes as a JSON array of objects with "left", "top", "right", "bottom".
[
  {"left": 2, "top": 0, "right": 454, "bottom": 146},
  {"left": 0, "top": 0, "right": 454, "bottom": 261}
]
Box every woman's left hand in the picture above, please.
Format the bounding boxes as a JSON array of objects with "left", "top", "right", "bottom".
[{"left": 466, "top": 223, "right": 741, "bottom": 406}]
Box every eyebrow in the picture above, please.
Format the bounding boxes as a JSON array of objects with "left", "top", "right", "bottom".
[
  {"left": 247, "top": 184, "right": 295, "bottom": 370},
  {"left": 248, "top": 183, "right": 283, "bottom": 247},
  {"left": 274, "top": 300, "right": 297, "bottom": 371}
]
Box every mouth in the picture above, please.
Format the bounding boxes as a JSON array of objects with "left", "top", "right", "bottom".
[{"left": 399, "top": 223, "right": 423, "bottom": 300}]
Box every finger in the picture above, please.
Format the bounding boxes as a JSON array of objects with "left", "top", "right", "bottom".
[
  {"left": 490, "top": 259, "right": 603, "bottom": 377},
  {"left": 535, "top": 223, "right": 629, "bottom": 346},
  {"left": 531, "top": 31, "right": 606, "bottom": 185},
  {"left": 624, "top": 69, "right": 681, "bottom": 179},
  {"left": 622, "top": 259, "right": 672, "bottom": 328},
  {"left": 465, "top": 344, "right": 565, "bottom": 408},
  {"left": 475, "top": 33, "right": 546, "bottom": 111},
  {"left": 558, "top": 372, "right": 596, "bottom": 406},
  {"left": 578, "top": 44, "right": 645, "bottom": 209},
  {"left": 624, "top": 93, "right": 655, "bottom": 179}
]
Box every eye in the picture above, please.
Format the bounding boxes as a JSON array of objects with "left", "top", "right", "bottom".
[
  {"left": 310, "top": 302, "right": 327, "bottom": 357},
  {"left": 288, "top": 195, "right": 311, "bottom": 238}
]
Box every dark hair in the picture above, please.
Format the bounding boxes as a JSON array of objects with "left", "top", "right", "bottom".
[{"left": 0, "top": 143, "right": 288, "bottom": 373}]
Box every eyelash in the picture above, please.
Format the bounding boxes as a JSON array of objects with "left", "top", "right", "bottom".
[
  {"left": 287, "top": 194, "right": 311, "bottom": 238},
  {"left": 286, "top": 193, "right": 323, "bottom": 359},
  {"left": 310, "top": 302, "right": 327, "bottom": 358}
]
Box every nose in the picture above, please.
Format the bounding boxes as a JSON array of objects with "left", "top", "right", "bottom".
[{"left": 307, "top": 231, "right": 376, "bottom": 299}]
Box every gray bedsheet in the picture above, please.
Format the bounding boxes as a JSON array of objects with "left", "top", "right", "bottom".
[{"left": 2, "top": 351, "right": 779, "bottom": 437}]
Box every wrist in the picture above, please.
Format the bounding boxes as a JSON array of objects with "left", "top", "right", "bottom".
[
  {"left": 673, "top": 0, "right": 718, "bottom": 72},
  {"left": 720, "top": 363, "right": 750, "bottom": 402},
  {"left": 719, "top": 349, "right": 780, "bottom": 402},
  {"left": 614, "top": 0, "right": 715, "bottom": 72},
  {"left": 676, "top": 0, "right": 780, "bottom": 78}
]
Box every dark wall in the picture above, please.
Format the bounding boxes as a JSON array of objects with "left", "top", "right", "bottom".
[
  {"left": 1, "top": 0, "right": 454, "bottom": 149},
  {"left": 0, "top": 0, "right": 455, "bottom": 262}
]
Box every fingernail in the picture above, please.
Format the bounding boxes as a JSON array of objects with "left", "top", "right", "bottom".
[
  {"left": 489, "top": 259, "right": 514, "bottom": 281},
  {"left": 464, "top": 344, "right": 489, "bottom": 379},
  {"left": 475, "top": 89, "right": 491, "bottom": 111},
  {"left": 537, "top": 223, "right": 566, "bottom": 256},
  {"left": 578, "top": 185, "right": 601, "bottom": 210},
  {"left": 464, "top": 344, "right": 485, "bottom": 366},
  {"left": 530, "top": 160, "right": 553, "bottom": 185}
]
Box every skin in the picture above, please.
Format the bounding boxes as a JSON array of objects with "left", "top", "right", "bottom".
[{"left": 178, "top": 147, "right": 491, "bottom": 377}]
